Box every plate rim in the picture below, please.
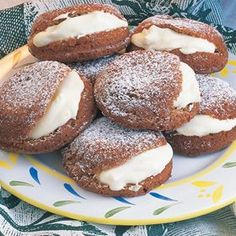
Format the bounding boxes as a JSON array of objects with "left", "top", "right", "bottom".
[
  {"left": 26, "top": 142, "right": 235, "bottom": 190},
  {"left": 0, "top": 180, "right": 235, "bottom": 225},
  {"left": 0, "top": 46, "right": 236, "bottom": 226}
]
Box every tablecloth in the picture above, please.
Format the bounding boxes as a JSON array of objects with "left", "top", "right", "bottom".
[{"left": 0, "top": 0, "right": 236, "bottom": 235}]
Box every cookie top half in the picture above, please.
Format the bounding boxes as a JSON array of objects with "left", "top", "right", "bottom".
[
  {"left": 196, "top": 75, "right": 236, "bottom": 120},
  {"left": 63, "top": 117, "right": 167, "bottom": 174}
]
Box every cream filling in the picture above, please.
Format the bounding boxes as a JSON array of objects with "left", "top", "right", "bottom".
[
  {"left": 33, "top": 11, "right": 128, "bottom": 47},
  {"left": 174, "top": 62, "right": 201, "bottom": 109},
  {"left": 98, "top": 143, "right": 173, "bottom": 191},
  {"left": 131, "top": 25, "right": 216, "bottom": 54},
  {"left": 176, "top": 115, "right": 236, "bottom": 137},
  {"left": 54, "top": 12, "right": 72, "bottom": 20},
  {"left": 29, "top": 70, "right": 84, "bottom": 139}
]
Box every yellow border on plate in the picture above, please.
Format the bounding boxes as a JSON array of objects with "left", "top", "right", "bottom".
[
  {"left": 0, "top": 179, "right": 235, "bottom": 225},
  {"left": 0, "top": 46, "right": 236, "bottom": 225}
]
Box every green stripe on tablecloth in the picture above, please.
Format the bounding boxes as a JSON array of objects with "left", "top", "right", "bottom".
[{"left": 0, "top": 5, "right": 26, "bottom": 55}]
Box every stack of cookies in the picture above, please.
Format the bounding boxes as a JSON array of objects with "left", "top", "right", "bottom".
[{"left": 1, "top": 3, "right": 236, "bottom": 197}]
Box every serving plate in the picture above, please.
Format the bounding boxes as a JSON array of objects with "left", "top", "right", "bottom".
[{"left": 0, "top": 46, "right": 236, "bottom": 225}]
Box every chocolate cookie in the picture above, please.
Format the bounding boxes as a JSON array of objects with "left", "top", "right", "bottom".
[
  {"left": 0, "top": 61, "right": 96, "bottom": 154},
  {"left": 165, "top": 75, "right": 236, "bottom": 156},
  {"left": 62, "top": 117, "right": 173, "bottom": 197},
  {"left": 130, "top": 15, "right": 228, "bottom": 74},
  {"left": 94, "top": 50, "right": 200, "bottom": 131},
  {"left": 28, "top": 4, "right": 130, "bottom": 62}
]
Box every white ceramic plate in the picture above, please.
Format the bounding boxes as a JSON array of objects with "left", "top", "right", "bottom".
[{"left": 0, "top": 46, "right": 236, "bottom": 225}]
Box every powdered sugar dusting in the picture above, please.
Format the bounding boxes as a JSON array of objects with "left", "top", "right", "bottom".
[
  {"left": 95, "top": 50, "right": 181, "bottom": 121},
  {"left": 196, "top": 75, "right": 236, "bottom": 118},
  {"left": 63, "top": 117, "right": 165, "bottom": 173},
  {"left": 0, "top": 61, "right": 70, "bottom": 139},
  {"left": 0, "top": 61, "right": 68, "bottom": 109},
  {"left": 147, "top": 15, "right": 220, "bottom": 37},
  {"left": 69, "top": 55, "right": 117, "bottom": 84}
]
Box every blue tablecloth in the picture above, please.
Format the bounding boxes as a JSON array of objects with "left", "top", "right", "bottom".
[{"left": 0, "top": 0, "right": 236, "bottom": 235}]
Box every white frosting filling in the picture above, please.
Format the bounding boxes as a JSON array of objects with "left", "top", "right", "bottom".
[
  {"left": 54, "top": 12, "right": 72, "bottom": 20},
  {"left": 131, "top": 25, "right": 216, "bottom": 54},
  {"left": 33, "top": 11, "right": 128, "bottom": 47},
  {"left": 174, "top": 62, "right": 201, "bottom": 109},
  {"left": 30, "top": 70, "right": 84, "bottom": 139},
  {"left": 98, "top": 143, "right": 173, "bottom": 191},
  {"left": 176, "top": 115, "right": 236, "bottom": 137}
]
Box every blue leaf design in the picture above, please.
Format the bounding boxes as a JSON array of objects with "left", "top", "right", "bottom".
[
  {"left": 29, "top": 167, "right": 40, "bottom": 184},
  {"left": 64, "top": 183, "right": 85, "bottom": 199},
  {"left": 113, "top": 197, "right": 135, "bottom": 205},
  {"left": 149, "top": 192, "right": 177, "bottom": 202}
]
